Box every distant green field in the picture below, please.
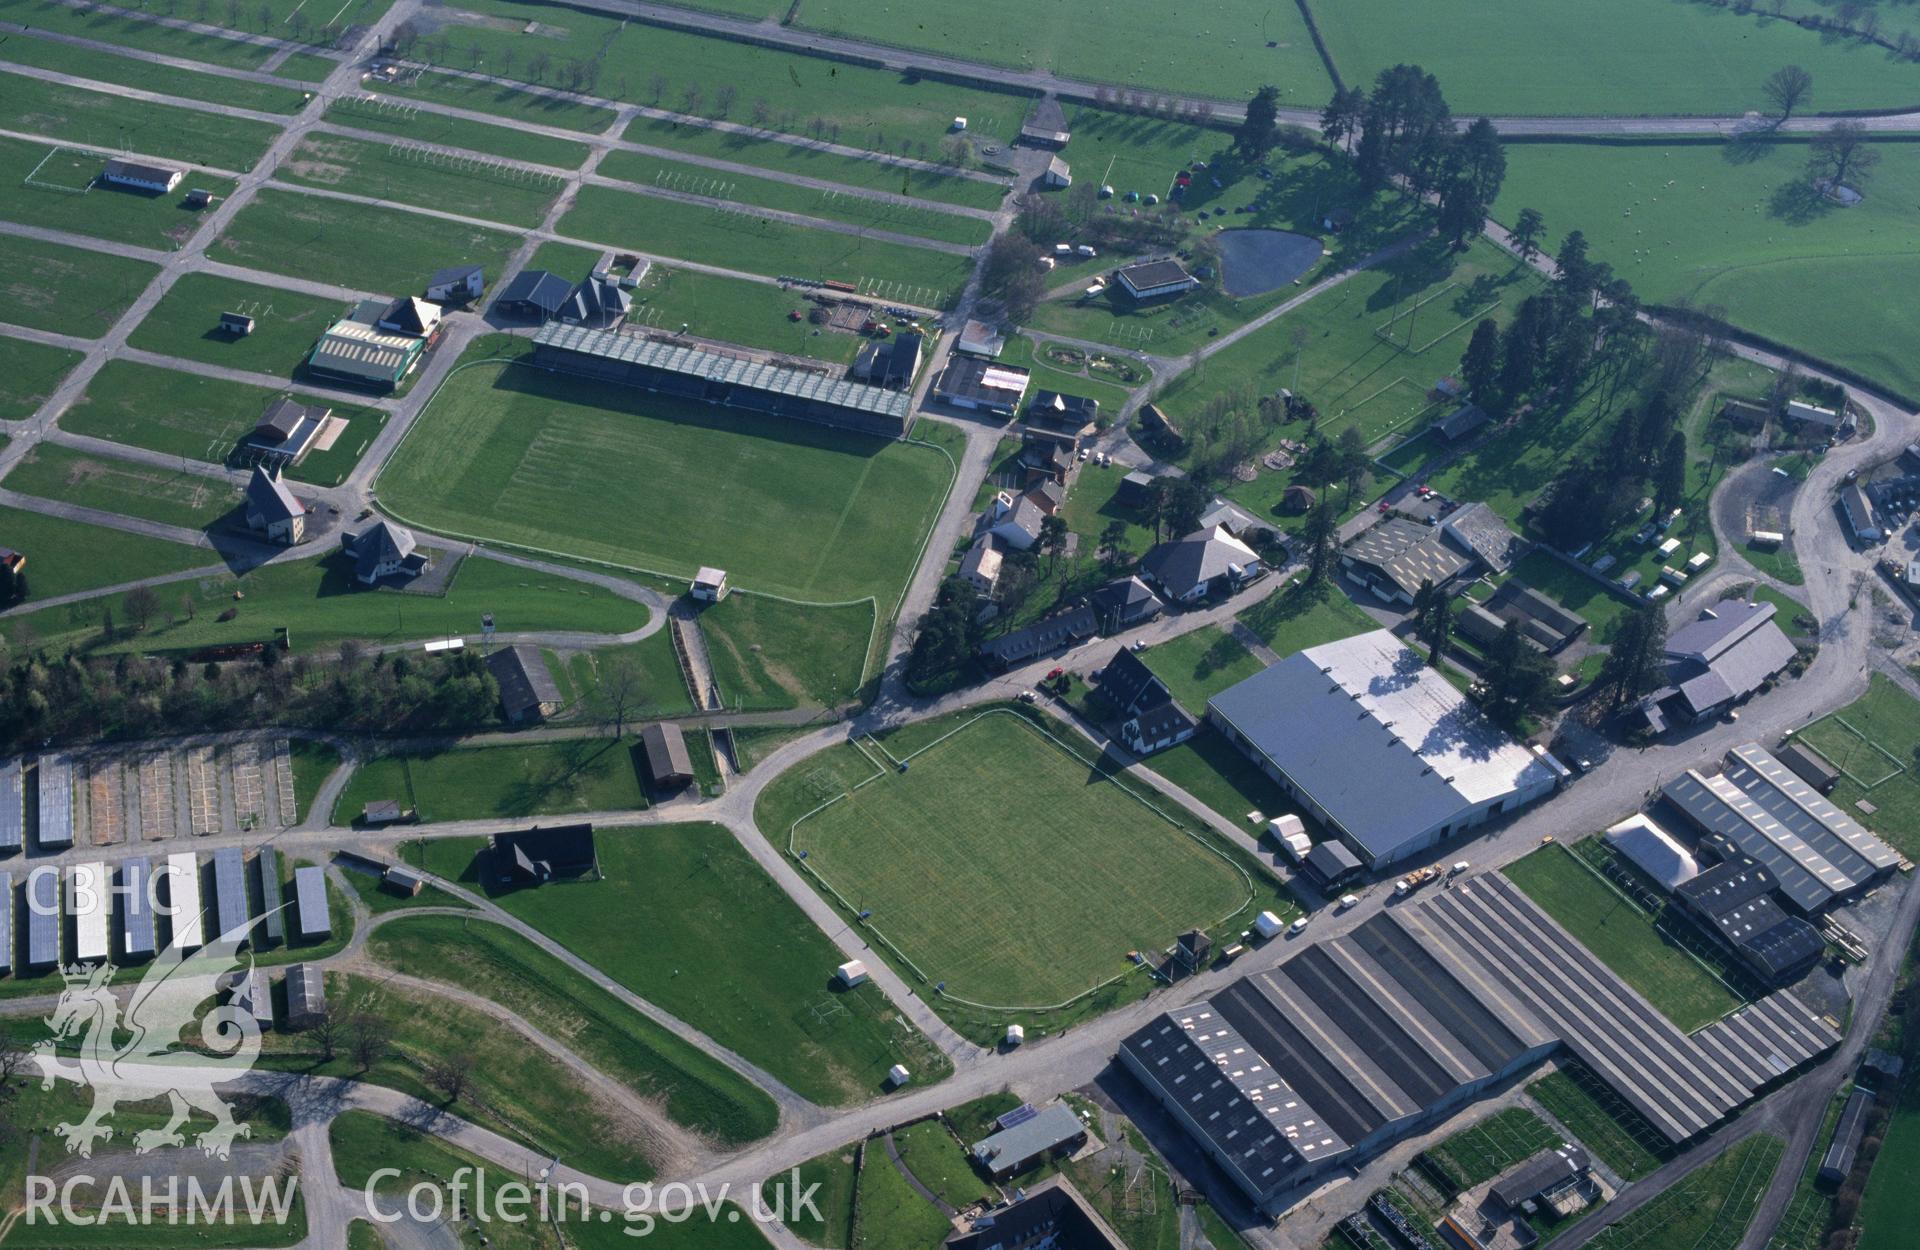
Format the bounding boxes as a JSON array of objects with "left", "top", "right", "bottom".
[
  {"left": 1857, "top": 1070, "right": 1920, "bottom": 1250},
  {"left": 798, "top": 0, "right": 1329, "bottom": 105},
  {"left": 0, "top": 337, "right": 80, "bottom": 419},
  {"left": 598, "top": 150, "right": 992, "bottom": 246},
  {"left": 213, "top": 189, "right": 520, "bottom": 293},
  {"left": 559, "top": 185, "right": 972, "bottom": 306},
  {"left": 0, "top": 0, "right": 276, "bottom": 69},
  {"left": 60, "top": 359, "right": 385, "bottom": 486},
  {"left": 1310, "top": 0, "right": 1920, "bottom": 115},
  {"left": 127, "top": 273, "right": 346, "bottom": 378},
  {"left": 626, "top": 116, "right": 1010, "bottom": 210},
  {"left": 1496, "top": 137, "right": 1920, "bottom": 402},
  {"left": 3, "top": 444, "right": 240, "bottom": 530},
  {"left": 1144, "top": 625, "right": 1266, "bottom": 710},
  {"left": 1237, "top": 578, "right": 1378, "bottom": 653},
  {"left": 1585, "top": 1133, "right": 1782, "bottom": 1250},
  {"left": 1526, "top": 1067, "right": 1665, "bottom": 1180},
  {"left": 0, "top": 32, "right": 309, "bottom": 112},
  {"left": 0, "top": 232, "right": 155, "bottom": 337},
  {"left": 376, "top": 357, "right": 953, "bottom": 602},
  {"left": 8, "top": 71, "right": 283, "bottom": 170},
  {"left": 626, "top": 266, "right": 865, "bottom": 364},
  {"left": 1792, "top": 674, "right": 1920, "bottom": 858},
  {"left": 0, "top": 136, "right": 235, "bottom": 250},
  {"left": 0, "top": 502, "right": 208, "bottom": 601},
  {"left": 699, "top": 592, "right": 872, "bottom": 709},
  {"left": 334, "top": 739, "right": 648, "bottom": 824},
  {"left": 323, "top": 98, "right": 593, "bottom": 167},
  {"left": 278, "top": 131, "right": 564, "bottom": 227},
  {"left": 366, "top": 70, "right": 620, "bottom": 133},
  {"left": 277, "top": 52, "right": 342, "bottom": 84}
]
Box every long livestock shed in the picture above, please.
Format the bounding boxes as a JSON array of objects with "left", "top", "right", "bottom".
[
  {"left": 36, "top": 756, "right": 73, "bottom": 850},
  {"left": 24, "top": 867, "right": 58, "bottom": 970},
  {"left": 120, "top": 857, "right": 155, "bottom": 959},
  {"left": 1121, "top": 870, "right": 1838, "bottom": 1212},
  {"left": 0, "top": 759, "right": 21, "bottom": 851},
  {"left": 256, "top": 847, "right": 285, "bottom": 944},
  {"left": 293, "top": 865, "right": 329, "bottom": 940},
  {"left": 211, "top": 847, "right": 250, "bottom": 945},
  {"left": 530, "top": 321, "right": 914, "bottom": 438},
  {"left": 0, "top": 871, "right": 10, "bottom": 974},
  {"left": 165, "top": 852, "right": 203, "bottom": 952},
  {"left": 68, "top": 862, "right": 109, "bottom": 963}
]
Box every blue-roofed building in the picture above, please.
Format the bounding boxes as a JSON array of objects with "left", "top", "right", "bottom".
[
  {"left": 256, "top": 848, "right": 285, "bottom": 944},
  {"left": 212, "top": 848, "right": 250, "bottom": 945},
  {"left": 120, "top": 858, "right": 156, "bottom": 959},
  {"left": 24, "top": 866, "right": 58, "bottom": 970},
  {"left": 293, "top": 866, "right": 329, "bottom": 940},
  {"left": 0, "top": 759, "right": 22, "bottom": 851}
]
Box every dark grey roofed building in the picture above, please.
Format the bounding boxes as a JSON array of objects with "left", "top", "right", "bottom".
[
  {"left": 1304, "top": 839, "right": 1363, "bottom": 887},
  {"left": 1116, "top": 470, "right": 1158, "bottom": 508},
  {"left": 859, "top": 330, "right": 922, "bottom": 389},
  {"left": 1839, "top": 481, "right": 1879, "bottom": 542},
  {"left": 256, "top": 847, "right": 284, "bottom": 944},
  {"left": 0, "top": 872, "right": 9, "bottom": 975},
  {"left": 1438, "top": 502, "right": 1529, "bottom": 574},
  {"left": 0, "top": 758, "right": 21, "bottom": 851},
  {"left": 426, "top": 263, "right": 485, "bottom": 302},
  {"left": 1140, "top": 526, "right": 1260, "bottom": 604},
  {"left": 494, "top": 269, "right": 573, "bottom": 321},
  {"left": 293, "top": 865, "right": 329, "bottom": 940},
  {"left": 640, "top": 722, "right": 695, "bottom": 789},
  {"left": 1674, "top": 860, "right": 1825, "bottom": 984},
  {"left": 933, "top": 354, "right": 1032, "bottom": 417},
  {"left": 1819, "top": 1087, "right": 1874, "bottom": 1184},
  {"left": 340, "top": 519, "right": 429, "bottom": 585},
  {"left": 1016, "top": 95, "right": 1073, "bottom": 149},
  {"left": 487, "top": 645, "right": 563, "bottom": 724},
  {"left": 969, "top": 1102, "right": 1088, "bottom": 1179},
  {"left": 285, "top": 963, "right": 327, "bottom": 1029},
  {"left": 1085, "top": 575, "right": 1164, "bottom": 631},
  {"left": 376, "top": 295, "right": 441, "bottom": 337},
  {"left": 1778, "top": 741, "right": 1841, "bottom": 794},
  {"left": 1641, "top": 601, "right": 1797, "bottom": 729},
  {"left": 244, "top": 465, "right": 306, "bottom": 544},
  {"left": 980, "top": 604, "right": 1099, "bottom": 667},
  {"left": 1340, "top": 516, "right": 1469, "bottom": 605},
  {"left": 120, "top": 858, "right": 155, "bottom": 959},
  {"left": 1489, "top": 1145, "right": 1590, "bottom": 1211},
  {"left": 948, "top": 1178, "right": 1125, "bottom": 1250},
  {"left": 25, "top": 867, "right": 59, "bottom": 969},
  {"left": 558, "top": 274, "right": 632, "bottom": 327},
  {"left": 1123, "top": 700, "right": 1197, "bottom": 755},
  {"left": 102, "top": 158, "right": 183, "bottom": 192},
  {"left": 211, "top": 847, "right": 250, "bottom": 946},
  {"left": 1433, "top": 403, "right": 1489, "bottom": 441},
  {"left": 1096, "top": 647, "right": 1170, "bottom": 718},
  {"left": 1115, "top": 259, "right": 1199, "bottom": 300},
  {"left": 1026, "top": 389, "right": 1100, "bottom": 432},
  {"left": 487, "top": 825, "right": 598, "bottom": 887},
  {"left": 245, "top": 397, "right": 330, "bottom": 466}
]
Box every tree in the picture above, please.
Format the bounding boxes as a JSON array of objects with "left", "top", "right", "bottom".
[
  {"left": 1411, "top": 580, "right": 1450, "bottom": 665},
  {"left": 1511, "top": 207, "right": 1545, "bottom": 262},
  {"left": 1553, "top": 231, "right": 1593, "bottom": 303},
  {"left": 1809, "top": 119, "right": 1880, "bottom": 192},
  {"left": 1481, "top": 619, "right": 1554, "bottom": 727},
  {"left": 1437, "top": 117, "right": 1506, "bottom": 247},
  {"left": 1300, "top": 498, "right": 1338, "bottom": 583},
  {"left": 1335, "top": 425, "right": 1371, "bottom": 500},
  {"left": 1654, "top": 429, "right": 1689, "bottom": 515},
  {"left": 1319, "top": 86, "right": 1366, "bottom": 153},
  {"left": 1601, "top": 604, "right": 1668, "bottom": 711},
  {"left": 1235, "top": 85, "right": 1282, "bottom": 160},
  {"left": 1157, "top": 477, "right": 1210, "bottom": 537},
  {"left": 1039, "top": 514, "right": 1070, "bottom": 574},
  {"left": 347, "top": 1012, "right": 393, "bottom": 1073},
  {"left": 1099, "top": 519, "right": 1130, "bottom": 570},
  {"left": 979, "top": 235, "right": 1045, "bottom": 323},
  {"left": 597, "top": 654, "right": 645, "bottom": 736},
  {"left": 1461, "top": 318, "right": 1501, "bottom": 403},
  {"left": 1354, "top": 64, "right": 1452, "bottom": 190},
  {"left": 1296, "top": 437, "right": 1343, "bottom": 489},
  {"left": 425, "top": 1051, "right": 474, "bottom": 1104},
  {"left": 905, "top": 577, "right": 981, "bottom": 689},
  {"left": 124, "top": 585, "right": 160, "bottom": 632},
  {"left": 1762, "top": 65, "right": 1813, "bottom": 125},
  {"left": 308, "top": 1011, "right": 339, "bottom": 1063}
]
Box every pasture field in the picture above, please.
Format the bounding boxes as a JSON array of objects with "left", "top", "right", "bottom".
[
  {"left": 0, "top": 549, "right": 643, "bottom": 657},
  {"left": 0, "top": 32, "right": 308, "bottom": 112},
  {"left": 0, "top": 136, "right": 235, "bottom": 249},
  {"left": 376, "top": 357, "right": 954, "bottom": 602},
  {"left": 333, "top": 738, "right": 648, "bottom": 824},
  {"left": 8, "top": 71, "right": 283, "bottom": 171},
  {"left": 404, "top": 0, "right": 1030, "bottom": 146},
  {"left": 559, "top": 628, "right": 697, "bottom": 722},
  {"left": 526, "top": 239, "right": 606, "bottom": 279},
  {"left": 1495, "top": 137, "right": 1920, "bottom": 402},
  {"left": 367, "top": 915, "right": 780, "bottom": 1144},
  {"left": 852, "top": 1134, "right": 956, "bottom": 1249},
  {"left": 0, "top": 502, "right": 208, "bottom": 600},
  {"left": 698, "top": 592, "right": 872, "bottom": 709},
  {"left": 1790, "top": 674, "right": 1920, "bottom": 857},
  {"left": 277, "top": 131, "right": 564, "bottom": 227},
  {"left": 0, "top": 337, "right": 80, "bottom": 419},
  {"left": 1144, "top": 726, "right": 1298, "bottom": 831},
  {"left": 772, "top": 707, "right": 1256, "bottom": 1009},
  {"left": 597, "top": 150, "right": 993, "bottom": 247},
  {"left": 406, "top": 823, "right": 955, "bottom": 1105},
  {"left": 60, "top": 359, "right": 384, "bottom": 486},
  {"left": 328, "top": 1111, "right": 553, "bottom": 1250},
  {"left": 1505, "top": 844, "right": 1742, "bottom": 1032},
  {"left": 0, "top": 0, "right": 276, "bottom": 69},
  {"left": 627, "top": 116, "right": 1010, "bottom": 210},
  {"left": 1309, "top": 0, "right": 1920, "bottom": 116},
  {"left": 1143, "top": 624, "right": 1266, "bottom": 710},
  {"left": 1585, "top": 1133, "right": 1782, "bottom": 1250},
  {"left": 626, "top": 266, "right": 865, "bottom": 364},
  {"left": 1526, "top": 1067, "right": 1666, "bottom": 1180},
  {"left": 558, "top": 185, "right": 972, "bottom": 304},
  {"left": 1857, "top": 1070, "right": 1920, "bottom": 1250},
  {"left": 785, "top": 1148, "right": 858, "bottom": 1247},
  {"left": 323, "top": 97, "right": 594, "bottom": 166},
  {"left": 127, "top": 273, "right": 347, "bottom": 377},
  {"left": 364, "top": 70, "right": 620, "bottom": 133},
  {"left": 213, "top": 189, "right": 521, "bottom": 292},
  {"left": 2, "top": 444, "right": 241, "bottom": 530},
  {"left": 1236, "top": 577, "right": 1377, "bottom": 653},
  {"left": 798, "top": 0, "right": 1328, "bottom": 104},
  {"left": 0, "top": 231, "right": 156, "bottom": 337}
]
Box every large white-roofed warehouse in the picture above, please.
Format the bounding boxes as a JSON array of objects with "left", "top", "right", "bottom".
[
  {"left": 1205, "top": 630, "right": 1562, "bottom": 869},
  {"left": 529, "top": 323, "right": 913, "bottom": 438}
]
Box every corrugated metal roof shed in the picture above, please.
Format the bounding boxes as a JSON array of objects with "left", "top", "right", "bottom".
[
  {"left": 36, "top": 756, "right": 73, "bottom": 849},
  {"left": 68, "top": 862, "right": 109, "bottom": 963},
  {"left": 1664, "top": 768, "right": 1859, "bottom": 913},
  {"left": 1725, "top": 744, "right": 1898, "bottom": 876},
  {"left": 294, "top": 866, "right": 329, "bottom": 939},
  {"left": 0, "top": 871, "right": 11, "bottom": 974},
  {"left": 165, "top": 852, "right": 203, "bottom": 951},
  {"left": 212, "top": 847, "right": 250, "bottom": 945},
  {"left": 25, "top": 866, "right": 58, "bottom": 968},
  {"left": 120, "top": 858, "right": 155, "bottom": 958},
  {"left": 0, "top": 759, "right": 21, "bottom": 850},
  {"left": 256, "top": 847, "right": 285, "bottom": 944}
]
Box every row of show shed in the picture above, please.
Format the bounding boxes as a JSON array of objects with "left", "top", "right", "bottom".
[
  {"left": 0, "top": 849, "right": 330, "bottom": 974},
  {"left": 0, "top": 755, "right": 75, "bottom": 853}
]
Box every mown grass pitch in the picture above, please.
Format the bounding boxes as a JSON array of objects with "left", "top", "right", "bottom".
[
  {"left": 790, "top": 709, "right": 1253, "bottom": 1008},
  {"left": 375, "top": 355, "right": 953, "bottom": 603}
]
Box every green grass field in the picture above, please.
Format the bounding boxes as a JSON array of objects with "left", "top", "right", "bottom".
[
  {"left": 625, "top": 266, "right": 865, "bottom": 364},
  {"left": 376, "top": 356, "right": 953, "bottom": 602},
  {"left": 1790, "top": 675, "right": 1920, "bottom": 857},
  {"left": 1856, "top": 1072, "right": 1920, "bottom": 1250},
  {"left": 328, "top": 1113, "right": 555, "bottom": 1250},
  {"left": 0, "top": 336, "right": 80, "bottom": 419},
  {"left": 0, "top": 31, "right": 309, "bottom": 112},
  {"left": 0, "top": 502, "right": 208, "bottom": 601},
  {"left": 558, "top": 185, "right": 972, "bottom": 305},
  {"left": 1496, "top": 137, "right": 1920, "bottom": 402},
  {"left": 0, "top": 0, "right": 277, "bottom": 69},
  {"left": 777, "top": 708, "right": 1254, "bottom": 1007},
  {"left": 8, "top": 70, "right": 283, "bottom": 171},
  {"left": 126, "top": 273, "right": 347, "bottom": 378},
  {"left": 323, "top": 97, "right": 594, "bottom": 167},
  {"left": 699, "top": 592, "right": 872, "bottom": 709},
  {"left": 1526, "top": 1067, "right": 1666, "bottom": 1180},
  {"left": 277, "top": 131, "right": 564, "bottom": 227},
  {"left": 213, "top": 189, "right": 521, "bottom": 293},
  {"left": 405, "top": 823, "right": 953, "bottom": 1106},
  {"left": 1, "top": 550, "right": 643, "bottom": 657},
  {"left": 625, "top": 116, "right": 1010, "bottom": 210},
  {"left": 0, "top": 231, "right": 155, "bottom": 337},
  {"left": 1143, "top": 624, "right": 1266, "bottom": 710},
  {"left": 0, "top": 137, "right": 235, "bottom": 250},
  {"left": 367, "top": 914, "right": 780, "bottom": 1144},
  {"left": 1505, "top": 844, "right": 1742, "bottom": 1032},
  {"left": 1424, "top": 1107, "right": 1559, "bottom": 1192},
  {"left": 798, "top": 0, "right": 1328, "bottom": 104},
  {"left": 365, "top": 69, "right": 621, "bottom": 133},
  {"left": 60, "top": 359, "right": 385, "bottom": 486},
  {"left": 1311, "top": 0, "right": 1920, "bottom": 115},
  {"left": 851, "top": 1144, "right": 952, "bottom": 1250},
  {"left": 891, "top": 1119, "right": 993, "bottom": 1209},
  {"left": 1586, "top": 1133, "right": 1783, "bottom": 1250},
  {"left": 997, "top": 334, "right": 1136, "bottom": 411},
  {"left": 1236, "top": 578, "right": 1379, "bottom": 653},
  {"left": 1144, "top": 725, "right": 1300, "bottom": 830},
  {"left": 597, "top": 150, "right": 992, "bottom": 247},
  {"left": 333, "top": 738, "right": 648, "bottom": 824},
  {"left": 2, "top": 444, "right": 240, "bottom": 529},
  {"left": 785, "top": 1147, "right": 859, "bottom": 1246}
]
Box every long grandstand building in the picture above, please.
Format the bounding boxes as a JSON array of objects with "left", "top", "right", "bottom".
[
  {"left": 529, "top": 322, "right": 914, "bottom": 438},
  {"left": 1120, "top": 871, "right": 1839, "bottom": 1213}
]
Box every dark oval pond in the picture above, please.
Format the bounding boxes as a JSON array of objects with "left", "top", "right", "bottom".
[{"left": 1216, "top": 228, "right": 1324, "bottom": 297}]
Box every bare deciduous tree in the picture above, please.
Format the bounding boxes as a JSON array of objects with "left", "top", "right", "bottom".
[
  {"left": 425, "top": 1052, "right": 475, "bottom": 1104},
  {"left": 1762, "top": 64, "right": 1813, "bottom": 125},
  {"left": 597, "top": 655, "right": 645, "bottom": 737},
  {"left": 347, "top": 1012, "right": 393, "bottom": 1073}
]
